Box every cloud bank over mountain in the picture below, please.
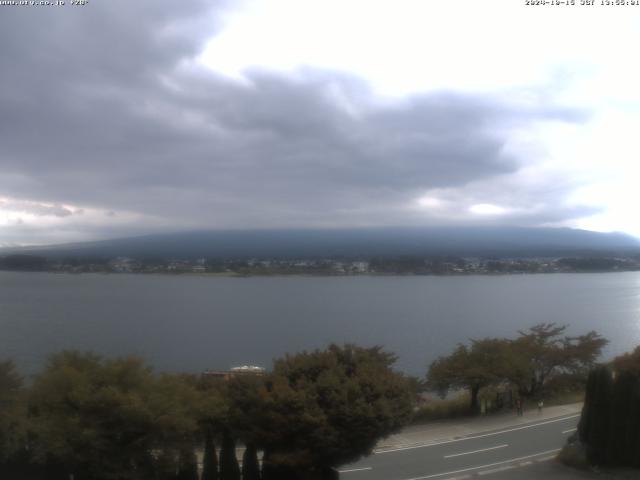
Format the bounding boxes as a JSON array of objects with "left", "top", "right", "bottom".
[{"left": 0, "top": 0, "right": 636, "bottom": 245}]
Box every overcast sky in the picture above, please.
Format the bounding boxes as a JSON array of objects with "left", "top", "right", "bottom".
[{"left": 1, "top": 0, "right": 640, "bottom": 246}]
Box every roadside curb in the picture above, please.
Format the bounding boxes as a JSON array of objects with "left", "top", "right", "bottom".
[{"left": 374, "top": 409, "right": 582, "bottom": 454}]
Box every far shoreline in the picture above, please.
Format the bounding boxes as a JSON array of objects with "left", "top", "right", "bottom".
[{"left": 2, "top": 269, "right": 639, "bottom": 277}]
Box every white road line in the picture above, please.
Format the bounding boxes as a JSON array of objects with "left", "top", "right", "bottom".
[
  {"left": 377, "top": 414, "right": 579, "bottom": 454},
  {"left": 536, "top": 455, "right": 558, "bottom": 462},
  {"left": 338, "top": 466, "right": 372, "bottom": 473},
  {"left": 444, "top": 444, "right": 508, "bottom": 459},
  {"left": 562, "top": 428, "right": 577, "bottom": 434},
  {"left": 401, "top": 448, "right": 561, "bottom": 480},
  {"left": 477, "top": 465, "right": 515, "bottom": 475}
]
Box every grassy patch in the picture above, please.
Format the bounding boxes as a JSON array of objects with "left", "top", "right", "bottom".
[
  {"left": 543, "top": 390, "right": 584, "bottom": 407},
  {"left": 411, "top": 393, "right": 472, "bottom": 424},
  {"left": 411, "top": 387, "right": 584, "bottom": 425}
]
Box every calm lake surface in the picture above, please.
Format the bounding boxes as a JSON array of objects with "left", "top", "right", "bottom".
[{"left": 2, "top": 271, "right": 640, "bottom": 376}]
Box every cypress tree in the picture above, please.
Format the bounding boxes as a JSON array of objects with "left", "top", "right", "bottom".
[
  {"left": 597, "top": 367, "right": 614, "bottom": 462},
  {"left": 609, "top": 371, "right": 638, "bottom": 464},
  {"left": 44, "top": 456, "right": 68, "bottom": 480},
  {"left": 579, "top": 364, "right": 640, "bottom": 467},
  {"left": 176, "top": 447, "right": 199, "bottom": 480},
  {"left": 632, "top": 376, "right": 640, "bottom": 468},
  {"left": 260, "top": 450, "right": 274, "bottom": 480},
  {"left": 242, "top": 443, "right": 260, "bottom": 480},
  {"left": 630, "top": 374, "right": 640, "bottom": 468},
  {"left": 219, "top": 429, "right": 241, "bottom": 480},
  {"left": 155, "top": 450, "right": 179, "bottom": 480},
  {"left": 584, "top": 366, "right": 612, "bottom": 465},
  {"left": 578, "top": 368, "right": 597, "bottom": 443},
  {"left": 577, "top": 349, "right": 640, "bottom": 468},
  {"left": 607, "top": 371, "right": 627, "bottom": 464},
  {"left": 202, "top": 430, "right": 219, "bottom": 480},
  {"left": 616, "top": 371, "right": 640, "bottom": 465},
  {"left": 135, "top": 452, "right": 158, "bottom": 480}
]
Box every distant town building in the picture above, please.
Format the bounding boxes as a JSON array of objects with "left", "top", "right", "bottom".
[
  {"left": 351, "top": 261, "right": 369, "bottom": 273},
  {"left": 202, "top": 365, "right": 266, "bottom": 380},
  {"left": 109, "top": 257, "right": 135, "bottom": 273}
]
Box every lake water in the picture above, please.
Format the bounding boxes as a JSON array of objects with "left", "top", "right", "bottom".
[{"left": 2, "top": 271, "right": 640, "bottom": 376}]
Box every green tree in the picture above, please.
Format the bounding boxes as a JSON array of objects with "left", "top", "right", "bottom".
[
  {"left": 427, "top": 338, "right": 511, "bottom": 414},
  {"left": 509, "top": 324, "right": 607, "bottom": 399},
  {"left": 612, "top": 345, "right": 640, "bottom": 374},
  {"left": 0, "top": 359, "right": 32, "bottom": 479},
  {"left": 605, "top": 370, "right": 639, "bottom": 466},
  {"left": 256, "top": 344, "right": 413, "bottom": 477},
  {"left": 29, "top": 351, "right": 201, "bottom": 480},
  {"left": 606, "top": 346, "right": 640, "bottom": 467},
  {"left": 219, "top": 429, "right": 240, "bottom": 480},
  {"left": 241, "top": 443, "right": 260, "bottom": 480},
  {"left": 155, "top": 449, "right": 178, "bottom": 480},
  {"left": 196, "top": 376, "right": 229, "bottom": 480},
  {"left": 201, "top": 429, "right": 219, "bottom": 480},
  {"left": 579, "top": 366, "right": 613, "bottom": 465},
  {"left": 224, "top": 375, "right": 265, "bottom": 480},
  {"left": 176, "top": 447, "right": 198, "bottom": 480},
  {"left": 0, "top": 360, "right": 24, "bottom": 461},
  {"left": 577, "top": 359, "right": 640, "bottom": 468}
]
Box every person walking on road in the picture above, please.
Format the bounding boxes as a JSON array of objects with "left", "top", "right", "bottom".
[{"left": 537, "top": 399, "right": 544, "bottom": 413}]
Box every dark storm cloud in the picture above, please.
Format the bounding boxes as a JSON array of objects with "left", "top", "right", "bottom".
[{"left": 0, "top": 0, "right": 588, "bottom": 241}]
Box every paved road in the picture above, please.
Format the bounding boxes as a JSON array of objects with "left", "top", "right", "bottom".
[
  {"left": 339, "top": 413, "right": 580, "bottom": 480},
  {"left": 465, "top": 459, "right": 639, "bottom": 480}
]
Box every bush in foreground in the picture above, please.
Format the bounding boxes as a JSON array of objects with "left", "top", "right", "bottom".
[
  {"left": 562, "top": 345, "right": 640, "bottom": 470},
  {"left": 256, "top": 344, "right": 414, "bottom": 478}
]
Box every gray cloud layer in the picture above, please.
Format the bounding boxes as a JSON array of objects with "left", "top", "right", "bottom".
[{"left": 0, "top": 0, "right": 589, "bottom": 244}]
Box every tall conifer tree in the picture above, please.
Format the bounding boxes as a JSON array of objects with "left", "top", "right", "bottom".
[
  {"left": 241, "top": 443, "right": 260, "bottom": 480},
  {"left": 177, "top": 448, "right": 199, "bottom": 480},
  {"left": 219, "top": 429, "right": 240, "bottom": 480},
  {"left": 202, "top": 430, "right": 219, "bottom": 480}
]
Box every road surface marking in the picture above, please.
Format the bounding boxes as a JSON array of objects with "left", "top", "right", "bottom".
[
  {"left": 536, "top": 455, "right": 557, "bottom": 462},
  {"left": 338, "top": 467, "right": 372, "bottom": 473},
  {"left": 401, "top": 448, "right": 561, "bottom": 480},
  {"left": 377, "top": 414, "right": 579, "bottom": 454},
  {"left": 444, "top": 444, "right": 508, "bottom": 459},
  {"left": 477, "top": 465, "right": 515, "bottom": 475},
  {"left": 562, "top": 428, "right": 577, "bottom": 434}
]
